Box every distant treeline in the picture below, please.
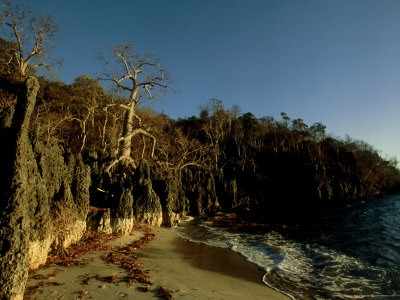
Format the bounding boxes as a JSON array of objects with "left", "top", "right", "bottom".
[
  {"left": 1, "top": 71, "right": 399, "bottom": 215},
  {"left": 1, "top": 29, "right": 400, "bottom": 223}
]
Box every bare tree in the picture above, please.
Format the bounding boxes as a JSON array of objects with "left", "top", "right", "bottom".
[
  {"left": 0, "top": 0, "right": 59, "bottom": 78},
  {"left": 98, "top": 96, "right": 124, "bottom": 154},
  {"left": 100, "top": 43, "right": 171, "bottom": 172},
  {"left": 157, "top": 127, "right": 211, "bottom": 172},
  {"left": 69, "top": 75, "right": 107, "bottom": 153}
]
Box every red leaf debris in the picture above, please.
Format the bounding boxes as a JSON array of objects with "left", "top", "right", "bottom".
[
  {"left": 101, "top": 227, "right": 155, "bottom": 285},
  {"left": 43, "top": 230, "right": 118, "bottom": 268},
  {"left": 158, "top": 286, "right": 173, "bottom": 299},
  {"left": 24, "top": 281, "right": 64, "bottom": 300},
  {"left": 24, "top": 227, "right": 174, "bottom": 299},
  {"left": 25, "top": 230, "right": 118, "bottom": 298}
]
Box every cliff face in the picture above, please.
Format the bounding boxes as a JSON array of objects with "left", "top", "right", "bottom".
[
  {"left": 0, "top": 77, "right": 91, "bottom": 300},
  {"left": 153, "top": 172, "right": 189, "bottom": 227},
  {"left": 131, "top": 159, "right": 163, "bottom": 227},
  {"left": 1, "top": 77, "right": 398, "bottom": 299},
  {"left": 99, "top": 160, "right": 165, "bottom": 231},
  {"left": 89, "top": 160, "right": 224, "bottom": 230},
  {"left": 0, "top": 77, "right": 41, "bottom": 300},
  {"left": 89, "top": 149, "right": 365, "bottom": 227}
]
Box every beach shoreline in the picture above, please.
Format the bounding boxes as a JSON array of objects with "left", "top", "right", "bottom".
[{"left": 25, "top": 227, "right": 289, "bottom": 299}]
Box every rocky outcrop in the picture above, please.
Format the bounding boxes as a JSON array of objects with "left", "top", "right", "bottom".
[
  {"left": 153, "top": 173, "right": 189, "bottom": 227},
  {"left": 58, "top": 154, "right": 91, "bottom": 247},
  {"left": 111, "top": 187, "right": 134, "bottom": 234},
  {"left": 30, "top": 145, "right": 91, "bottom": 258},
  {"left": 99, "top": 165, "right": 135, "bottom": 235},
  {"left": 0, "top": 77, "right": 92, "bottom": 300},
  {"left": 70, "top": 155, "right": 91, "bottom": 220},
  {"left": 132, "top": 159, "right": 163, "bottom": 227},
  {"left": 28, "top": 236, "right": 54, "bottom": 270},
  {"left": 182, "top": 169, "right": 220, "bottom": 216},
  {"left": 0, "top": 77, "right": 42, "bottom": 300},
  {"left": 86, "top": 208, "right": 112, "bottom": 234}
]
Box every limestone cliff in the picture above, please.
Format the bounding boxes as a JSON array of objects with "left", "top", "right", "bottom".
[{"left": 0, "top": 77, "right": 91, "bottom": 300}]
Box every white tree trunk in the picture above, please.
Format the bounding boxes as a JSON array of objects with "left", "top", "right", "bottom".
[{"left": 119, "top": 88, "right": 138, "bottom": 158}]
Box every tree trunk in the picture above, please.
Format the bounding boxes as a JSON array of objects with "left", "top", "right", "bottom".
[{"left": 118, "top": 87, "right": 138, "bottom": 158}]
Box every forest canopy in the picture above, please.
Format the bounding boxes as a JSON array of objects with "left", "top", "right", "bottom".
[{"left": 1, "top": 0, "right": 399, "bottom": 209}]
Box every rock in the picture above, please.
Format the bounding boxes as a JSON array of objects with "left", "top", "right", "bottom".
[
  {"left": 182, "top": 169, "right": 220, "bottom": 216},
  {"left": 153, "top": 176, "right": 189, "bottom": 227},
  {"left": 71, "top": 154, "right": 91, "bottom": 219},
  {"left": 29, "top": 140, "right": 64, "bottom": 261},
  {"left": 204, "top": 173, "right": 220, "bottom": 212},
  {"left": 132, "top": 159, "right": 163, "bottom": 227},
  {"left": 0, "top": 77, "right": 93, "bottom": 299},
  {"left": 0, "top": 77, "right": 41, "bottom": 300},
  {"left": 133, "top": 184, "right": 163, "bottom": 227},
  {"left": 101, "top": 166, "right": 135, "bottom": 235},
  {"left": 62, "top": 219, "right": 87, "bottom": 249},
  {"left": 111, "top": 188, "right": 134, "bottom": 234},
  {"left": 229, "top": 179, "right": 239, "bottom": 209},
  {"left": 101, "top": 159, "right": 164, "bottom": 229},
  {"left": 28, "top": 235, "right": 54, "bottom": 270},
  {"left": 86, "top": 208, "right": 112, "bottom": 234},
  {"left": 33, "top": 147, "right": 90, "bottom": 257}
]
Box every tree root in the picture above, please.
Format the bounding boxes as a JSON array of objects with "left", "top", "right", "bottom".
[{"left": 105, "top": 155, "right": 137, "bottom": 174}]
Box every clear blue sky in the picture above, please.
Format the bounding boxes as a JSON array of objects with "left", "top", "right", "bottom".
[{"left": 17, "top": 0, "right": 400, "bottom": 162}]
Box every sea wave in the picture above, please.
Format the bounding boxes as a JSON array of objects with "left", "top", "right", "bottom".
[{"left": 173, "top": 204, "right": 398, "bottom": 300}]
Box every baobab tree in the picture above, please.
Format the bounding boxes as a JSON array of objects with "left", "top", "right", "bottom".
[
  {"left": 101, "top": 43, "right": 171, "bottom": 172},
  {"left": 0, "top": 0, "right": 59, "bottom": 79}
]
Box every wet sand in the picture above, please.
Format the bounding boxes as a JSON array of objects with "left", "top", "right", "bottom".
[
  {"left": 173, "top": 234, "right": 266, "bottom": 284},
  {"left": 25, "top": 228, "right": 289, "bottom": 299}
]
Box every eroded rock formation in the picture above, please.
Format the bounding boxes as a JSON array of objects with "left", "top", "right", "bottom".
[
  {"left": 153, "top": 174, "right": 189, "bottom": 227},
  {"left": 0, "top": 77, "right": 42, "bottom": 300},
  {"left": 0, "top": 77, "right": 91, "bottom": 300},
  {"left": 86, "top": 208, "right": 112, "bottom": 234},
  {"left": 132, "top": 159, "right": 163, "bottom": 227}
]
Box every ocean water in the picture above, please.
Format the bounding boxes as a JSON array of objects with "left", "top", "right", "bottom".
[{"left": 172, "top": 194, "right": 400, "bottom": 300}]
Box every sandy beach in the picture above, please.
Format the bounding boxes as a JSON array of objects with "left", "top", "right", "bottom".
[{"left": 25, "top": 228, "right": 289, "bottom": 299}]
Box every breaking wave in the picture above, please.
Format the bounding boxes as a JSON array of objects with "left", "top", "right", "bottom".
[{"left": 173, "top": 194, "right": 400, "bottom": 299}]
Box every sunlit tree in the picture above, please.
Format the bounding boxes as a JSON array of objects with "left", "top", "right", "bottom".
[
  {"left": 0, "top": 0, "right": 59, "bottom": 79},
  {"left": 100, "top": 43, "right": 171, "bottom": 172}
]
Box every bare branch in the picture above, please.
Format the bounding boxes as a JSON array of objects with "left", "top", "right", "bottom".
[
  {"left": 0, "top": 1, "right": 58, "bottom": 77},
  {"left": 119, "top": 128, "right": 156, "bottom": 158},
  {"left": 144, "top": 85, "right": 152, "bottom": 98},
  {"left": 99, "top": 42, "right": 171, "bottom": 172}
]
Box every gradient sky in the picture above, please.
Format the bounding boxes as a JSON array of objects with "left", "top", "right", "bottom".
[{"left": 16, "top": 0, "right": 400, "bottom": 162}]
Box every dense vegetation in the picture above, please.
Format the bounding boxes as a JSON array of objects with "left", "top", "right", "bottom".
[
  {"left": 1, "top": 0, "right": 399, "bottom": 224},
  {"left": 1, "top": 72, "right": 400, "bottom": 219}
]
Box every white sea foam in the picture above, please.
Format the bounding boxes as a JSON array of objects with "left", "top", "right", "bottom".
[{"left": 173, "top": 217, "right": 388, "bottom": 300}]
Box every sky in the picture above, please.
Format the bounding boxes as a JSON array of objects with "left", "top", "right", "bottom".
[{"left": 14, "top": 0, "right": 400, "bottom": 162}]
